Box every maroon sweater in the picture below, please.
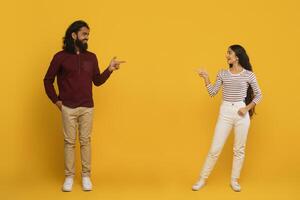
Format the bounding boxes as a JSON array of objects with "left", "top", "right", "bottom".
[{"left": 44, "top": 50, "right": 112, "bottom": 108}]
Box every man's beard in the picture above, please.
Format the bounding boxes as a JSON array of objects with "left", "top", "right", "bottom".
[{"left": 75, "top": 39, "right": 88, "bottom": 52}]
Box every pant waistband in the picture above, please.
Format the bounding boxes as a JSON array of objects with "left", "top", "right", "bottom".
[{"left": 222, "top": 101, "right": 246, "bottom": 107}]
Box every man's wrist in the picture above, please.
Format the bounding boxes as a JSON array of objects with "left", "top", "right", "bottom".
[{"left": 108, "top": 66, "right": 113, "bottom": 72}]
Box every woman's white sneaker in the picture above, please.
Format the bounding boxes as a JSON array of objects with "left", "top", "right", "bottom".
[
  {"left": 82, "top": 176, "right": 93, "bottom": 191},
  {"left": 192, "top": 179, "right": 206, "bottom": 191},
  {"left": 230, "top": 179, "right": 241, "bottom": 192},
  {"left": 62, "top": 177, "right": 74, "bottom": 192}
]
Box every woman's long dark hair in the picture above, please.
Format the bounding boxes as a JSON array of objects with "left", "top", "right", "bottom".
[
  {"left": 63, "top": 20, "right": 89, "bottom": 53},
  {"left": 229, "top": 44, "right": 255, "bottom": 117}
]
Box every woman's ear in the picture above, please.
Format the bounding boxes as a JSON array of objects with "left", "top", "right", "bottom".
[{"left": 71, "top": 32, "right": 77, "bottom": 40}]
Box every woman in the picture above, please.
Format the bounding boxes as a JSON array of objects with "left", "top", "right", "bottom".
[{"left": 192, "top": 45, "right": 262, "bottom": 192}]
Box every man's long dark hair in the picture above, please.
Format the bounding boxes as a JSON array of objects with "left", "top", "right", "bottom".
[
  {"left": 63, "top": 20, "right": 90, "bottom": 53},
  {"left": 229, "top": 44, "right": 256, "bottom": 117}
]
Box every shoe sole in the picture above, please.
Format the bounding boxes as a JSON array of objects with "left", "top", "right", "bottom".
[
  {"left": 62, "top": 188, "right": 72, "bottom": 192},
  {"left": 82, "top": 186, "right": 92, "bottom": 192}
]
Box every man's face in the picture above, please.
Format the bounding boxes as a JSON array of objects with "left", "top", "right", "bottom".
[
  {"left": 72, "top": 26, "right": 90, "bottom": 51},
  {"left": 76, "top": 26, "right": 90, "bottom": 43}
]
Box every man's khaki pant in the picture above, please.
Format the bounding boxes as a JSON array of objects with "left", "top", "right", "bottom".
[{"left": 61, "top": 105, "right": 94, "bottom": 177}]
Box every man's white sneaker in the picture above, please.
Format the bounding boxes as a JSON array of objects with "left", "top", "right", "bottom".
[
  {"left": 230, "top": 180, "right": 241, "bottom": 192},
  {"left": 192, "top": 179, "right": 206, "bottom": 191},
  {"left": 62, "top": 177, "right": 74, "bottom": 192},
  {"left": 82, "top": 176, "right": 93, "bottom": 191}
]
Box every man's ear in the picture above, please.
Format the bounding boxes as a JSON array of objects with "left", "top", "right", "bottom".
[{"left": 71, "top": 32, "right": 77, "bottom": 40}]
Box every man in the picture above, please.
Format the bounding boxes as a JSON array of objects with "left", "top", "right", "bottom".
[{"left": 43, "top": 20, "right": 125, "bottom": 192}]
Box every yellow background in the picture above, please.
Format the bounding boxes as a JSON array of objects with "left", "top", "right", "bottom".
[{"left": 1, "top": 0, "right": 299, "bottom": 199}]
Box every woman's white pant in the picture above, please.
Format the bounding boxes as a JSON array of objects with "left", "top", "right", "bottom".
[{"left": 200, "top": 101, "right": 250, "bottom": 179}]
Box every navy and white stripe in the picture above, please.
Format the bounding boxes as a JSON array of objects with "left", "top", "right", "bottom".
[{"left": 206, "top": 69, "right": 262, "bottom": 104}]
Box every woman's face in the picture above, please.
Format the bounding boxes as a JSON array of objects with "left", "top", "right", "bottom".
[{"left": 226, "top": 48, "right": 238, "bottom": 65}]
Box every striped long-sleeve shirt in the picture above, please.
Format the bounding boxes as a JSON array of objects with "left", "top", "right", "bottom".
[{"left": 206, "top": 69, "right": 262, "bottom": 104}]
